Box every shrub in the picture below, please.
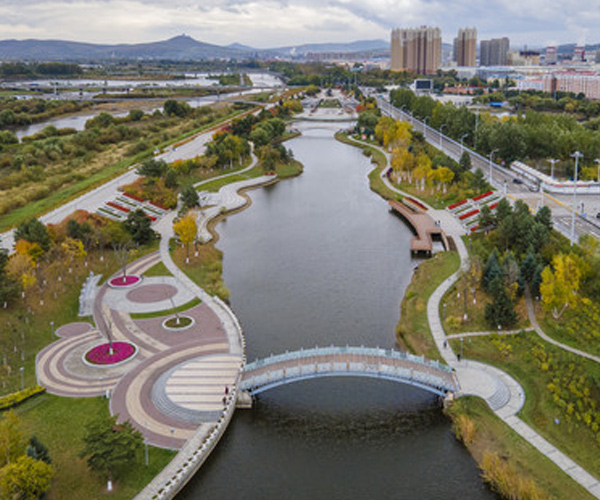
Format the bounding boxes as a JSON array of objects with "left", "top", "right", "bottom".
[{"left": 0, "top": 386, "right": 46, "bottom": 411}]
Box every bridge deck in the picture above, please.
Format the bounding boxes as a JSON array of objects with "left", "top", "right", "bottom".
[{"left": 389, "top": 200, "right": 449, "bottom": 254}]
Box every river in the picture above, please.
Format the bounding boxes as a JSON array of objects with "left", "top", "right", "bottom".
[{"left": 178, "top": 122, "right": 494, "bottom": 499}]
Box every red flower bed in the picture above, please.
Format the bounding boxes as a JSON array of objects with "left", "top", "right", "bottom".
[
  {"left": 149, "top": 201, "right": 168, "bottom": 211},
  {"left": 470, "top": 225, "right": 480, "bottom": 232},
  {"left": 107, "top": 201, "right": 130, "bottom": 213},
  {"left": 459, "top": 209, "right": 480, "bottom": 220},
  {"left": 472, "top": 191, "right": 493, "bottom": 202},
  {"left": 109, "top": 275, "right": 141, "bottom": 287},
  {"left": 407, "top": 197, "right": 427, "bottom": 211},
  {"left": 146, "top": 214, "right": 157, "bottom": 221},
  {"left": 488, "top": 202, "right": 499, "bottom": 210},
  {"left": 448, "top": 199, "right": 467, "bottom": 210},
  {"left": 85, "top": 342, "right": 135, "bottom": 365},
  {"left": 123, "top": 192, "right": 144, "bottom": 202}
]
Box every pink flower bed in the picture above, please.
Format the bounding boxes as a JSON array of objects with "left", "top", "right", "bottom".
[
  {"left": 107, "top": 201, "right": 130, "bottom": 213},
  {"left": 109, "top": 275, "right": 141, "bottom": 287},
  {"left": 85, "top": 342, "right": 135, "bottom": 365},
  {"left": 407, "top": 197, "right": 427, "bottom": 211},
  {"left": 448, "top": 199, "right": 467, "bottom": 210}
]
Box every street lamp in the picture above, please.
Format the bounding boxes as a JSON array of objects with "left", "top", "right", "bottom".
[
  {"left": 439, "top": 124, "right": 447, "bottom": 148},
  {"left": 19, "top": 366, "right": 24, "bottom": 390},
  {"left": 423, "top": 117, "right": 429, "bottom": 139},
  {"left": 570, "top": 151, "right": 583, "bottom": 246},
  {"left": 460, "top": 133, "right": 469, "bottom": 156},
  {"left": 489, "top": 148, "right": 499, "bottom": 184},
  {"left": 548, "top": 158, "right": 559, "bottom": 180}
]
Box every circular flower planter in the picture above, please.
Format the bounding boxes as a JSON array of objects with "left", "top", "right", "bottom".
[
  {"left": 83, "top": 341, "right": 138, "bottom": 367},
  {"left": 162, "top": 315, "right": 195, "bottom": 331},
  {"left": 108, "top": 275, "right": 142, "bottom": 288}
]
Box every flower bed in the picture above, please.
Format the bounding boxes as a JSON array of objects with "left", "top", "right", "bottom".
[
  {"left": 109, "top": 275, "right": 141, "bottom": 288},
  {"left": 123, "top": 192, "right": 145, "bottom": 202},
  {"left": 406, "top": 197, "right": 428, "bottom": 211},
  {"left": 106, "top": 201, "right": 130, "bottom": 213},
  {"left": 459, "top": 209, "right": 480, "bottom": 220},
  {"left": 448, "top": 199, "right": 467, "bottom": 210},
  {"left": 84, "top": 341, "right": 137, "bottom": 365},
  {"left": 472, "top": 190, "right": 494, "bottom": 202},
  {"left": 162, "top": 315, "right": 195, "bottom": 331},
  {"left": 149, "top": 200, "right": 168, "bottom": 211}
]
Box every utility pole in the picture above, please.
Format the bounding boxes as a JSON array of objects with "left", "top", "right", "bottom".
[{"left": 570, "top": 151, "right": 583, "bottom": 246}]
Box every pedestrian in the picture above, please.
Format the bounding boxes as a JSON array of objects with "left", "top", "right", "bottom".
[
  {"left": 457, "top": 353, "right": 461, "bottom": 362},
  {"left": 222, "top": 396, "right": 227, "bottom": 405},
  {"left": 225, "top": 386, "right": 229, "bottom": 395},
  {"left": 443, "top": 340, "right": 447, "bottom": 349}
]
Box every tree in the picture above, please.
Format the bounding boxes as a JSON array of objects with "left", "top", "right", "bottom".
[
  {"left": 459, "top": 151, "right": 472, "bottom": 174},
  {"left": 482, "top": 249, "right": 502, "bottom": 291},
  {"left": 164, "top": 168, "right": 178, "bottom": 189},
  {"left": 136, "top": 158, "right": 167, "bottom": 179},
  {"left": 26, "top": 436, "right": 51, "bottom": 464},
  {"left": 14, "top": 218, "right": 51, "bottom": 252},
  {"left": 0, "top": 249, "right": 20, "bottom": 304},
  {"left": 535, "top": 205, "right": 553, "bottom": 231},
  {"left": 470, "top": 168, "right": 487, "bottom": 193},
  {"left": 0, "top": 455, "right": 54, "bottom": 500},
  {"left": 478, "top": 205, "right": 495, "bottom": 229},
  {"left": 0, "top": 411, "right": 24, "bottom": 467},
  {"left": 540, "top": 253, "right": 582, "bottom": 319},
  {"left": 80, "top": 414, "right": 143, "bottom": 486},
  {"left": 173, "top": 213, "right": 198, "bottom": 263},
  {"left": 123, "top": 209, "right": 155, "bottom": 246},
  {"left": 180, "top": 186, "right": 200, "bottom": 211},
  {"left": 484, "top": 277, "right": 517, "bottom": 329}
]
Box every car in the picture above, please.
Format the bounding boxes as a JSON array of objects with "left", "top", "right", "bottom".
[
  {"left": 596, "top": 212, "right": 600, "bottom": 219},
  {"left": 512, "top": 178, "right": 524, "bottom": 184}
]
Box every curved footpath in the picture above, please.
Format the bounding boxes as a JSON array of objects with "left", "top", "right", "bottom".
[{"left": 345, "top": 135, "right": 600, "bottom": 498}]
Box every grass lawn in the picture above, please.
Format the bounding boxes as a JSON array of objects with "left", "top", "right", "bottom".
[
  {"left": 172, "top": 241, "right": 229, "bottom": 301},
  {"left": 396, "top": 251, "right": 460, "bottom": 361},
  {"left": 538, "top": 309, "right": 600, "bottom": 359},
  {"left": 441, "top": 272, "right": 530, "bottom": 334},
  {"left": 15, "top": 394, "right": 175, "bottom": 500},
  {"left": 447, "top": 396, "right": 593, "bottom": 500},
  {"left": 142, "top": 261, "right": 172, "bottom": 277},
  {"left": 130, "top": 297, "right": 201, "bottom": 320},
  {"left": 195, "top": 162, "right": 262, "bottom": 193},
  {"left": 450, "top": 331, "right": 600, "bottom": 483}
]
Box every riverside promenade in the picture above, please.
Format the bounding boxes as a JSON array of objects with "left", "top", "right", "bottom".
[{"left": 347, "top": 135, "right": 600, "bottom": 498}]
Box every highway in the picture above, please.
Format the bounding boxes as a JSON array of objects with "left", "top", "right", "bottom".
[{"left": 377, "top": 96, "right": 600, "bottom": 244}]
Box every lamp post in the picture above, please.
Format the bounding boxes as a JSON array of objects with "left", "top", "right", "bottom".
[
  {"left": 595, "top": 158, "right": 600, "bottom": 186},
  {"left": 439, "top": 124, "right": 447, "bottom": 148},
  {"left": 19, "top": 366, "right": 24, "bottom": 390},
  {"left": 489, "top": 148, "right": 499, "bottom": 184},
  {"left": 548, "top": 158, "right": 558, "bottom": 180},
  {"left": 570, "top": 151, "right": 583, "bottom": 246},
  {"left": 460, "top": 133, "right": 469, "bottom": 156},
  {"left": 423, "top": 117, "right": 429, "bottom": 140}
]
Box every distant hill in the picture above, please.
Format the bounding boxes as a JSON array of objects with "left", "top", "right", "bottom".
[{"left": 0, "top": 35, "right": 389, "bottom": 62}]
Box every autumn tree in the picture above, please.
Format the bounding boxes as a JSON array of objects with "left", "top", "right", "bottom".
[
  {"left": 173, "top": 213, "right": 198, "bottom": 263},
  {"left": 0, "top": 455, "right": 54, "bottom": 500},
  {"left": 14, "top": 218, "right": 51, "bottom": 252},
  {"left": 540, "top": 253, "right": 582, "bottom": 319},
  {"left": 0, "top": 411, "right": 24, "bottom": 467}
]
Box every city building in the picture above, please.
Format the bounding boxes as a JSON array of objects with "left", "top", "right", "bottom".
[
  {"left": 543, "top": 71, "right": 600, "bottom": 99},
  {"left": 480, "top": 37, "right": 510, "bottom": 66},
  {"left": 545, "top": 46, "right": 557, "bottom": 65},
  {"left": 573, "top": 46, "right": 585, "bottom": 62},
  {"left": 453, "top": 28, "right": 477, "bottom": 67},
  {"left": 390, "top": 26, "right": 442, "bottom": 74}
]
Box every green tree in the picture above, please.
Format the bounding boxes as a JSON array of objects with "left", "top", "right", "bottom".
[
  {"left": 0, "top": 455, "right": 54, "bottom": 500},
  {"left": 478, "top": 205, "right": 495, "bottom": 229},
  {"left": 136, "top": 158, "right": 167, "bottom": 179},
  {"left": 470, "top": 168, "right": 487, "bottom": 194},
  {"left": 0, "top": 411, "right": 24, "bottom": 467},
  {"left": 164, "top": 168, "right": 179, "bottom": 189},
  {"left": 14, "top": 218, "right": 51, "bottom": 252},
  {"left": 535, "top": 205, "right": 553, "bottom": 231},
  {"left": 123, "top": 209, "right": 155, "bottom": 246},
  {"left": 180, "top": 186, "right": 200, "bottom": 211},
  {"left": 459, "top": 151, "right": 472, "bottom": 174},
  {"left": 482, "top": 249, "right": 502, "bottom": 292},
  {"left": 0, "top": 249, "right": 20, "bottom": 304},
  {"left": 26, "top": 436, "right": 51, "bottom": 464},
  {"left": 80, "top": 415, "right": 143, "bottom": 485},
  {"left": 484, "top": 276, "right": 517, "bottom": 329}
]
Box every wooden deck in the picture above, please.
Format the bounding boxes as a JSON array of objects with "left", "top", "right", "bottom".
[{"left": 388, "top": 200, "right": 449, "bottom": 254}]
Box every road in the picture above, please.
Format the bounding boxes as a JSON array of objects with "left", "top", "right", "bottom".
[{"left": 377, "top": 97, "right": 600, "bottom": 243}]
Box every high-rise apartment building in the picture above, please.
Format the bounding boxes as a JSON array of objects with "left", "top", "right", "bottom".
[
  {"left": 545, "top": 46, "right": 558, "bottom": 65},
  {"left": 453, "top": 28, "right": 477, "bottom": 66},
  {"left": 480, "top": 37, "right": 510, "bottom": 66},
  {"left": 390, "top": 26, "right": 442, "bottom": 74}
]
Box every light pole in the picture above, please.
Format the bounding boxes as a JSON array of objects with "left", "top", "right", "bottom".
[
  {"left": 460, "top": 133, "right": 469, "bottom": 155},
  {"left": 423, "top": 117, "right": 429, "bottom": 140},
  {"left": 489, "top": 148, "right": 499, "bottom": 184},
  {"left": 19, "top": 366, "right": 24, "bottom": 390},
  {"left": 570, "top": 151, "right": 583, "bottom": 246},
  {"left": 548, "top": 158, "right": 558, "bottom": 180},
  {"left": 439, "top": 124, "right": 447, "bottom": 148},
  {"left": 595, "top": 158, "right": 600, "bottom": 186}
]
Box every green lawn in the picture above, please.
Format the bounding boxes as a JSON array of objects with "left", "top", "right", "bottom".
[
  {"left": 15, "top": 394, "right": 175, "bottom": 500},
  {"left": 142, "top": 261, "right": 172, "bottom": 277},
  {"left": 130, "top": 297, "right": 202, "bottom": 320},
  {"left": 451, "top": 331, "right": 600, "bottom": 483},
  {"left": 396, "top": 251, "right": 460, "bottom": 361}
]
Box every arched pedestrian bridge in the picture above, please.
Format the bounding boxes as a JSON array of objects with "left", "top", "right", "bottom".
[{"left": 240, "top": 346, "right": 458, "bottom": 399}]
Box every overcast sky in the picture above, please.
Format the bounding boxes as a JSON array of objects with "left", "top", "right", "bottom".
[{"left": 0, "top": 0, "right": 597, "bottom": 48}]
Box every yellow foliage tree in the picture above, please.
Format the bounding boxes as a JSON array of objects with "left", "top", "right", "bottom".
[
  {"left": 61, "top": 237, "right": 87, "bottom": 262},
  {"left": 14, "top": 240, "right": 43, "bottom": 264},
  {"left": 7, "top": 254, "right": 36, "bottom": 291},
  {"left": 540, "top": 253, "right": 582, "bottom": 319},
  {"left": 434, "top": 166, "right": 455, "bottom": 193},
  {"left": 173, "top": 213, "right": 198, "bottom": 263}
]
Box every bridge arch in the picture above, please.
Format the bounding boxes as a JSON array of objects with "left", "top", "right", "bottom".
[{"left": 240, "top": 346, "right": 458, "bottom": 398}]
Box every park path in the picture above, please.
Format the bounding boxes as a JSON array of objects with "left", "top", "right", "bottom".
[{"left": 343, "top": 134, "right": 600, "bottom": 498}]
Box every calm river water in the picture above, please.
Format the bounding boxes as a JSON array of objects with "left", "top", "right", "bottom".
[{"left": 179, "top": 122, "right": 493, "bottom": 499}]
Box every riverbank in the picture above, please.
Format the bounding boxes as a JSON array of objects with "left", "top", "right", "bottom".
[{"left": 337, "top": 126, "right": 596, "bottom": 499}]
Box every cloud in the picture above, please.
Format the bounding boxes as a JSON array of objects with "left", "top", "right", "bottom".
[{"left": 0, "top": 0, "right": 597, "bottom": 47}]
